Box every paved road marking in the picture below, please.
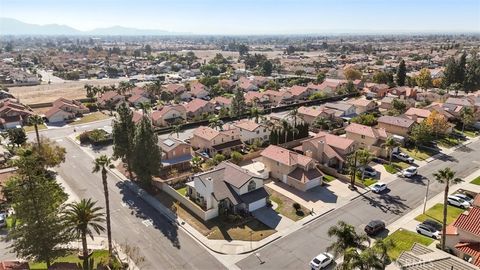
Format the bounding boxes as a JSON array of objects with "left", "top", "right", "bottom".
[{"left": 142, "top": 219, "right": 153, "bottom": 227}]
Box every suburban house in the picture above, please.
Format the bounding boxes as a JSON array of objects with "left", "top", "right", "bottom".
[
  {"left": 322, "top": 102, "right": 356, "bottom": 118},
  {"left": 295, "top": 131, "right": 357, "bottom": 170},
  {"left": 404, "top": 107, "right": 432, "bottom": 123},
  {"left": 389, "top": 86, "right": 417, "bottom": 99},
  {"left": 289, "top": 85, "right": 313, "bottom": 100},
  {"left": 363, "top": 83, "right": 390, "bottom": 98},
  {"left": 442, "top": 97, "right": 476, "bottom": 118},
  {"left": 445, "top": 204, "right": 480, "bottom": 268},
  {"left": 397, "top": 243, "right": 477, "bottom": 270},
  {"left": 245, "top": 91, "right": 270, "bottom": 108},
  {"left": 297, "top": 106, "right": 336, "bottom": 125},
  {"left": 97, "top": 91, "right": 125, "bottom": 109},
  {"left": 345, "top": 123, "right": 388, "bottom": 156},
  {"left": 264, "top": 89, "right": 294, "bottom": 105},
  {"left": 151, "top": 105, "right": 187, "bottom": 127},
  {"left": 237, "top": 77, "right": 259, "bottom": 92},
  {"left": 190, "top": 82, "right": 209, "bottom": 99},
  {"left": 379, "top": 96, "right": 415, "bottom": 111},
  {"left": 45, "top": 98, "right": 89, "bottom": 123},
  {"left": 376, "top": 115, "right": 415, "bottom": 137},
  {"left": 210, "top": 96, "right": 232, "bottom": 111},
  {"left": 233, "top": 119, "right": 270, "bottom": 144},
  {"left": 190, "top": 125, "right": 242, "bottom": 156},
  {"left": 186, "top": 161, "right": 268, "bottom": 220},
  {"left": 183, "top": 98, "right": 215, "bottom": 119},
  {"left": 0, "top": 100, "right": 33, "bottom": 129},
  {"left": 128, "top": 93, "right": 150, "bottom": 107},
  {"left": 259, "top": 145, "right": 323, "bottom": 191},
  {"left": 164, "top": 84, "right": 191, "bottom": 100},
  {"left": 159, "top": 137, "right": 192, "bottom": 170},
  {"left": 347, "top": 98, "right": 377, "bottom": 114}
]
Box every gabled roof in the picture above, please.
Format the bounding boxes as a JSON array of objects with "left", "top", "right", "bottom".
[
  {"left": 455, "top": 242, "right": 480, "bottom": 267},
  {"left": 193, "top": 126, "right": 220, "bottom": 141},
  {"left": 261, "top": 145, "right": 314, "bottom": 167},
  {"left": 404, "top": 107, "right": 431, "bottom": 119},
  {"left": 453, "top": 206, "right": 480, "bottom": 237},
  {"left": 184, "top": 98, "right": 210, "bottom": 113},
  {"left": 315, "top": 131, "right": 355, "bottom": 150},
  {"left": 289, "top": 85, "right": 309, "bottom": 96},
  {"left": 234, "top": 119, "right": 261, "bottom": 132},
  {"left": 345, "top": 123, "right": 387, "bottom": 139},
  {"left": 377, "top": 115, "right": 415, "bottom": 128},
  {"left": 151, "top": 105, "right": 186, "bottom": 121}
]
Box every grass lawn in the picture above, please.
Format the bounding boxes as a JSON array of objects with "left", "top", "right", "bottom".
[
  {"left": 354, "top": 175, "right": 377, "bottom": 187},
  {"left": 323, "top": 174, "right": 336, "bottom": 182},
  {"left": 454, "top": 128, "right": 478, "bottom": 138},
  {"left": 266, "top": 187, "right": 310, "bottom": 221},
  {"left": 73, "top": 112, "right": 110, "bottom": 125},
  {"left": 176, "top": 187, "right": 187, "bottom": 196},
  {"left": 401, "top": 147, "right": 436, "bottom": 161},
  {"left": 155, "top": 191, "right": 276, "bottom": 241},
  {"left": 414, "top": 203, "right": 464, "bottom": 225},
  {"left": 384, "top": 162, "right": 410, "bottom": 174},
  {"left": 437, "top": 135, "right": 461, "bottom": 148},
  {"left": 23, "top": 124, "right": 47, "bottom": 133},
  {"left": 384, "top": 229, "right": 434, "bottom": 260},
  {"left": 29, "top": 250, "right": 109, "bottom": 270},
  {"left": 471, "top": 176, "right": 480, "bottom": 185}
]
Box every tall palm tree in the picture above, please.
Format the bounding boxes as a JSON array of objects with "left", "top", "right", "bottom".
[
  {"left": 250, "top": 107, "right": 262, "bottom": 123},
  {"left": 433, "top": 167, "right": 462, "bottom": 251},
  {"left": 356, "top": 149, "right": 372, "bottom": 180},
  {"left": 381, "top": 136, "right": 399, "bottom": 164},
  {"left": 138, "top": 102, "right": 151, "bottom": 116},
  {"left": 208, "top": 116, "right": 223, "bottom": 130},
  {"left": 29, "top": 114, "right": 44, "bottom": 147},
  {"left": 92, "top": 155, "right": 113, "bottom": 257},
  {"left": 118, "top": 81, "right": 135, "bottom": 95},
  {"left": 64, "top": 198, "right": 105, "bottom": 268},
  {"left": 288, "top": 107, "right": 301, "bottom": 128},
  {"left": 281, "top": 120, "right": 292, "bottom": 144},
  {"left": 373, "top": 238, "right": 395, "bottom": 269},
  {"left": 170, "top": 125, "right": 182, "bottom": 138},
  {"left": 326, "top": 220, "right": 368, "bottom": 258}
]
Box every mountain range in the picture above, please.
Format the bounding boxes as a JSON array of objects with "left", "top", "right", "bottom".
[{"left": 0, "top": 18, "right": 176, "bottom": 36}]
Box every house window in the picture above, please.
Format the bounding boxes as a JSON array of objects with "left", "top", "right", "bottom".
[
  {"left": 231, "top": 136, "right": 234, "bottom": 140},
  {"left": 256, "top": 130, "right": 259, "bottom": 134},
  {"left": 361, "top": 135, "right": 365, "bottom": 139},
  {"left": 247, "top": 180, "right": 256, "bottom": 192}
]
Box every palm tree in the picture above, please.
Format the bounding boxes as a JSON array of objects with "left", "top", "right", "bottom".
[
  {"left": 191, "top": 156, "right": 203, "bottom": 173},
  {"left": 64, "top": 198, "right": 105, "bottom": 268},
  {"left": 138, "top": 102, "right": 151, "bottom": 116},
  {"left": 29, "top": 114, "right": 44, "bottom": 147},
  {"left": 381, "top": 136, "right": 399, "bottom": 164},
  {"left": 170, "top": 125, "right": 182, "bottom": 138},
  {"left": 433, "top": 167, "right": 462, "bottom": 251},
  {"left": 288, "top": 107, "right": 301, "bottom": 128},
  {"left": 208, "top": 116, "right": 223, "bottom": 130},
  {"left": 373, "top": 238, "right": 395, "bottom": 269},
  {"left": 327, "top": 220, "right": 368, "bottom": 258},
  {"left": 356, "top": 149, "right": 372, "bottom": 180},
  {"left": 92, "top": 155, "right": 113, "bottom": 257},
  {"left": 281, "top": 120, "right": 292, "bottom": 144},
  {"left": 118, "top": 81, "right": 135, "bottom": 95},
  {"left": 313, "top": 116, "right": 330, "bottom": 130},
  {"left": 250, "top": 107, "right": 262, "bottom": 123}
]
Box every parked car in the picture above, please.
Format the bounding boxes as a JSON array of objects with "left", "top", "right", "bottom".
[
  {"left": 370, "top": 182, "right": 387, "bottom": 193},
  {"left": 392, "top": 152, "right": 414, "bottom": 163},
  {"left": 364, "top": 220, "right": 385, "bottom": 236},
  {"left": 452, "top": 194, "right": 473, "bottom": 205},
  {"left": 360, "top": 166, "right": 378, "bottom": 178},
  {"left": 447, "top": 195, "right": 471, "bottom": 209},
  {"left": 400, "top": 166, "right": 417, "bottom": 178},
  {"left": 310, "top": 252, "right": 333, "bottom": 270},
  {"left": 0, "top": 213, "right": 6, "bottom": 228},
  {"left": 416, "top": 224, "right": 439, "bottom": 239},
  {"left": 422, "top": 219, "right": 442, "bottom": 231}
]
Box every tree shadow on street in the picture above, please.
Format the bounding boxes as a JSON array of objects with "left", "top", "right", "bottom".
[{"left": 360, "top": 193, "right": 410, "bottom": 216}]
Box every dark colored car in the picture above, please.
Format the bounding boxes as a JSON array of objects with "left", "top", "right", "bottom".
[
  {"left": 364, "top": 220, "right": 385, "bottom": 235},
  {"left": 422, "top": 219, "right": 442, "bottom": 231}
]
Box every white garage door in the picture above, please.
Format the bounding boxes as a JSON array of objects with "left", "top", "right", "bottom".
[{"left": 248, "top": 198, "right": 266, "bottom": 212}]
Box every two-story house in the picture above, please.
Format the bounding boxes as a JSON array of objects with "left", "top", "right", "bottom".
[
  {"left": 190, "top": 82, "right": 209, "bottom": 99},
  {"left": 151, "top": 105, "right": 187, "bottom": 127},
  {"left": 377, "top": 115, "right": 415, "bottom": 137},
  {"left": 345, "top": 123, "right": 388, "bottom": 156},
  {"left": 297, "top": 106, "right": 336, "bottom": 125},
  {"left": 190, "top": 125, "right": 242, "bottom": 156},
  {"left": 186, "top": 161, "right": 268, "bottom": 220},
  {"left": 259, "top": 145, "right": 323, "bottom": 191},
  {"left": 233, "top": 119, "right": 270, "bottom": 144},
  {"left": 323, "top": 102, "right": 357, "bottom": 117},
  {"left": 0, "top": 99, "right": 33, "bottom": 128},
  {"left": 183, "top": 98, "right": 215, "bottom": 119},
  {"left": 159, "top": 137, "right": 192, "bottom": 170},
  {"left": 347, "top": 98, "right": 377, "bottom": 115}
]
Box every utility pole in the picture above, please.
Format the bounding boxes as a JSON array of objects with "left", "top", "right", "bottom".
[{"left": 423, "top": 178, "right": 431, "bottom": 214}]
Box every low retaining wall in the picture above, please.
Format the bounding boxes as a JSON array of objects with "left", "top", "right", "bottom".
[{"left": 156, "top": 181, "right": 218, "bottom": 221}]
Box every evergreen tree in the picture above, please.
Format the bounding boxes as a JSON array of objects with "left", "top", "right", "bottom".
[
  {"left": 112, "top": 103, "right": 135, "bottom": 178},
  {"left": 7, "top": 148, "right": 71, "bottom": 268},
  {"left": 132, "top": 115, "right": 161, "bottom": 188},
  {"left": 396, "top": 60, "right": 406, "bottom": 86},
  {"left": 463, "top": 52, "right": 480, "bottom": 93},
  {"left": 230, "top": 89, "right": 246, "bottom": 118},
  {"left": 456, "top": 53, "right": 467, "bottom": 85}
]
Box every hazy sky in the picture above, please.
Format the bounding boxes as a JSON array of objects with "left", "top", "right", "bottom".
[{"left": 1, "top": 0, "right": 479, "bottom": 34}]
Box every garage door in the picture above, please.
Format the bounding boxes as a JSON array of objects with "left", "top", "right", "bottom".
[{"left": 248, "top": 198, "right": 266, "bottom": 212}]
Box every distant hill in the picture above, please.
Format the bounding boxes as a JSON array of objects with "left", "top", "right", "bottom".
[{"left": 0, "top": 18, "right": 174, "bottom": 36}]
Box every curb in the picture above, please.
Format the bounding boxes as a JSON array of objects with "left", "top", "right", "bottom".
[
  {"left": 236, "top": 235, "right": 283, "bottom": 255},
  {"left": 302, "top": 208, "right": 335, "bottom": 226}
]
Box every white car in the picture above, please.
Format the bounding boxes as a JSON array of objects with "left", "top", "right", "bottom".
[
  {"left": 416, "top": 224, "right": 439, "bottom": 239},
  {"left": 392, "top": 152, "right": 415, "bottom": 163},
  {"left": 360, "top": 166, "right": 378, "bottom": 178},
  {"left": 448, "top": 195, "right": 471, "bottom": 209},
  {"left": 310, "top": 252, "right": 333, "bottom": 270},
  {"left": 452, "top": 194, "right": 473, "bottom": 204},
  {"left": 370, "top": 182, "right": 387, "bottom": 193},
  {"left": 400, "top": 166, "right": 417, "bottom": 178}
]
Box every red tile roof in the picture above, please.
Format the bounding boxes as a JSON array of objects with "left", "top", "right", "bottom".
[
  {"left": 261, "top": 145, "right": 313, "bottom": 167},
  {"left": 377, "top": 115, "right": 415, "bottom": 128},
  {"left": 453, "top": 206, "right": 480, "bottom": 237},
  {"left": 455, "top": 242, "right": 480, "bottom": 267},
  {"left": 345, "top": 123, "right": 387, "bottom": 139}
]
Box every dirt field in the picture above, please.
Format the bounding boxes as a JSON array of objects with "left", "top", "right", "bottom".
[{"left": 9, "top": 78, "right": 126, "bottom": 104}]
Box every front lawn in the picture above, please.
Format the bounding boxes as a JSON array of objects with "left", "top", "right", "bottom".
[
  {"left": 73, "top": 112, "right": 110, "bottom": 125},
  {"left": 354, "top": 175, "right": 377, "bottom": 187},
  {"left": 436, "top": 135, "right": 461, "bottom": 148},
  {"left": 266, "top": 187, "right": 310, "bottom": 221},
  {"left": 29, "top": 250, "right": 109, "bottom": 270},
  {"left": 155, "top": 191, "right": 276, "bottom": 241},
  {"left": 384, "top": 229, "right": 434, "bottom": 260},
  {"left": 414, "top": 203, "right": 465, "bottom": 224},
  {"left": 323, "top": 174, "right": 336, "bottom": 182},
  {"left": 401, "top": 147, "right": 436, "bottom": 161},
  {"left": 384, "top": 162, "right": 410, "bottom": 174},
  {"left": 454, "top": 128, "right": 478, "bottom": 138},
  {"left": 23, "top": 124, "right": 47, "bottom": 133},
  {"left": 471, "top": 176, "right": 480, "bottom": 185}
]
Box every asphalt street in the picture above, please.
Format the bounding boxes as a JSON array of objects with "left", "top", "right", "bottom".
[{"left": 236, "top": 141, "right": 480, "bottom": 270}]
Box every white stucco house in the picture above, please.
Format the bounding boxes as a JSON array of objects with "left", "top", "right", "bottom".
[
  {"left": 186, "top": 161, "right": 268, "bottom": 219},
  {"left": 233, "top": 119, "right": 270, "bottom": 144}
]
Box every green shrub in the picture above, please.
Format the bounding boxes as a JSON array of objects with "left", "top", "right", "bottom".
[
  {"left": 79, "top": 131, "right": 91, "bottom": 144},
  {"left": 292, "top": 202, "right": 301, "bottom": 211}
]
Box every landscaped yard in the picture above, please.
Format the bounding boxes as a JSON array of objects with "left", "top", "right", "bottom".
[
  {"left": 384, "top": 161, "right": 410, "bottom": 174},
  {"left": 384, "top": 229, "right": 434, "bottom": 260},
  {"left": 323, "top": 174, "right": 336, "bottom": 182},
  {"left": 414, "top": 203, "right": 465, "bottom": 224},
  {"left": 23, "top": 123, "right": 47, "bottom": 133},
  {"left": 73, "top": 112, "right": 111, "bottom": 125},
  {"left": 436, "top": 135, "right": 462, "bottom": 148},
  {"left": 29, "top": 250, "right": 109, "bottom": 270},
  {"left": 401, "top": 147, "right": 436, "bottom": 161},
  {"left": 454, "top": 128, "right": 478, "bottom": 138},
  {"left": 155, "top": 191, "right": 276, "bottom": 241},
  {"left": 471, "top": 176, "right": 480, "bottom": 185},
  {"left": 265, "top": 187, "right": 310, "bottom": 221}
]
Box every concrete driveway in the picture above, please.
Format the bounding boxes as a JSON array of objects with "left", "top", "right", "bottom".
[
  {"left": 252, "top": 207, "right": 294, "bottom": 231},
  {"left": 265, "top": 179, "right": 365, "bottom": 213}
]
